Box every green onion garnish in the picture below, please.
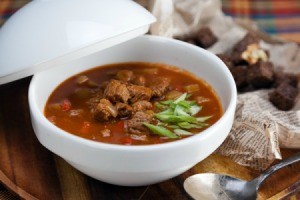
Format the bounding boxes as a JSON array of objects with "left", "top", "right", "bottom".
[
  {"left": 197, "top": 116, "right": 212, "bottom": 122},
  {"left": 174, "top": 129, "right": 193, "bottom": 136},
  {"left": 178, "top": 122, "right": 204, "bottom": 129},
  {"left": 143, "top": 123, "right": 178, "bottom": 138},
  {"left": 144, "top": 93, "right": 212, "bottom": 139},
  {"left": 173, "top": 93, "right": 187, "bottom": 104}
]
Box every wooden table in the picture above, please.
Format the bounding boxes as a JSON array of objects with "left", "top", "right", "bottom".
[{"left": 0, "top": 77, "right": 299, "bottom": 200}]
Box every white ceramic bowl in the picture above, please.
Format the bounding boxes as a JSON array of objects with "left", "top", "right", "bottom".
[{"left": 28, "top": 35, "right": 237, "bottom": 186}]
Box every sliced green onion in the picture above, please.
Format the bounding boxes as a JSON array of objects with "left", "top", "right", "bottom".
[
  {"left": 157, "top": 108, "right": 174, "bottom": 115},
  {"left": 168, "top": 115, "right": 198, "bottom": 123},
  {"left": 178, "top": 122, "right": 204, "bottom": 129},
  {"left": 151, "top": 92, "right": 212, "bottom": 136},
  {"left": 156, "top": 121, "right": 165, "bottom": 126},
  {"left": 174, "top": 129, "right": 193, "bottom": 136},
  {"left": 197, "top": 122, "right": 209, "bottom": 126},
  {"left": 177, "top": 100, "right": 196, "bottom": 108},
  {"left": 143, "top": 123, "right": 178, "bottom": 139},
  {"left": 174, "top": 93, "right": 187, "bottom": 104},
  {"left": 167, "top": 125, "right": 180, "bottom": 129},
  {"left": 197, "top": 116, "right": 212, "bottom": 122},
  {"left": 155, "top": 114, "right": 198, "bottom": 123},
  {"left": 188, "top": 105, "right": 202, "bottom": 116},
  {"left": 174, "top": 105, "right": 189, "bottom": 116},
  {"left": 169, "top": 103, "right": 176, "bottom": 109},
  {"left": 177, "top": 101, "right": 190, "bottom": 108},
  {"left": 154, "top": 114, "right": 172, "bottom": 121}
]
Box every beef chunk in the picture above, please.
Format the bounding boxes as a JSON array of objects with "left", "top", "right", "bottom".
[
  {"left": 216, "top": 54, "right": 234, "bottom": 69},
  {"left": 273, "top": 72, "right": 298, "bottom": 88},
  {"left": 115, "top": 103, "right": 133, "bottom": 118},
  {"left": 149, "top": 77, "right": 170, "bottom": 98},
  {"left": 76, "top": 75, "right": 98, "bottom": 88},
  {"left": 247, "top": 61, "right": 274, "bottom": 88},
  {"left": 230, "top": 66, "right": 248, "bottom": 89},
  {"left": 232, "top": 33, "right": 259, "bottom": 64},
  {"left": 132, "top": 100, "right": 153, "bottom": 113},
  {"left": 195, "top": 27, "right": 217, "bottom": 48},
  {"left": 100, "top": 81, "right": 109, "bottom": 90},
  {"left": 127, "top": 85, "right": 152, "bottom": 103},
  {"left": 87, "top": 97, "right": 100, "bottom": 109},
  {"left": 132, "top": 75, "right": 146, "bottom": 86},
  {"left": 104, "top": 80, "right": 130, "bottom": 103},
  {"left": 115, "top": 70, "right": 134, "bottom": 82},
  {"left": 269, "top": 82, "right": 298, "bottom": 110},
  {"left": 86, "top": 89, "right": 103, "bottom": 108},
  {"left": 93, "top": 99, "right": 117, "bottom": 121},
  {"left": 126, "top": 111, "right": 154, "bottom": 134}
]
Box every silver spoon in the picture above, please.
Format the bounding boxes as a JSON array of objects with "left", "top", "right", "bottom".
[{"left": 184, "top": 152, "right": 300, "bottom": 200}]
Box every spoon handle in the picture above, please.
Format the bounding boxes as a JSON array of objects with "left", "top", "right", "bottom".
[{"left": 255, "top": 152, "right": 300, "bottom": 187}]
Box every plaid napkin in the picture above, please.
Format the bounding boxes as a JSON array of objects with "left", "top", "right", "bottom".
[{"left": 222, "top": 0, "right": 300, "bottom": 42}]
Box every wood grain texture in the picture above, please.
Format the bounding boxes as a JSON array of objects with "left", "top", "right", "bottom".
[
  {"left": 268, "top": 179, "right": 300, "bottom": 200},
  {"left": 0, "top": 77, "right": 299, "bottom": 200}
]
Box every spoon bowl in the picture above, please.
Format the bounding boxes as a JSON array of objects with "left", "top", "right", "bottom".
[
  {"left": 184, "top": 152, "right": 300, "bottom": 200},
  {"left": 184, "top": 173, "right": 257, "bottom": 200}
]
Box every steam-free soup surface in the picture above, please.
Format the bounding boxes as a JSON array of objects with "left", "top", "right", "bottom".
[{"left": 45, "top": 62, "right": 222, "bottom": 145}]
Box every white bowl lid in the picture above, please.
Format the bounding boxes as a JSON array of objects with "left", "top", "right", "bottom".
[{"left": 0, "top": 0, "right": 156, "bottom": 85}]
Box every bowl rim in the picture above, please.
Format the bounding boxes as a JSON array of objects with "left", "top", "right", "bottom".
[{"left": 28, "top": 34, "right": 237, "bottom": 152}]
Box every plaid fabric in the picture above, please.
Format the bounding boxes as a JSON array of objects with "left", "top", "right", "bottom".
[
  {"left": 222, "top": 0, "right": 300, "bottom": 42},
  {"left": 1, "top": 0, "right": 299, "bottom": 42},
  {"left": 0, "top": 0, "right": 30, "bottom": 27}
]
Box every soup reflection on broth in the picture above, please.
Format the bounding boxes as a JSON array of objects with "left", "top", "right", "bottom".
[{"left": 44, "top": 62, "right": 222, "bottom": 145}]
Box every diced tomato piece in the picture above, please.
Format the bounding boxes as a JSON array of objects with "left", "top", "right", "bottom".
[{"left": 60, "top": 99, "right": 71, "bottom": 111}]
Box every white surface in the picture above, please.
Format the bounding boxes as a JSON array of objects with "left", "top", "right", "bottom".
[
  {"left": 28, "top": 35, "right": 237, "bottom": 186},
  {"left": 0, "top": 0, "right": 155, "bottom": 84}
]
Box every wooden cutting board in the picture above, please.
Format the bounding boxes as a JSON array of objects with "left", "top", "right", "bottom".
[{"left": 0, "top": 77, "right": 299, "bottom": 200}]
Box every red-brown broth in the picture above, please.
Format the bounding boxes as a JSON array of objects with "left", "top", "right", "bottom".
[{"left": 44, "top": 62, "right": 222, "bottom": 145}]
